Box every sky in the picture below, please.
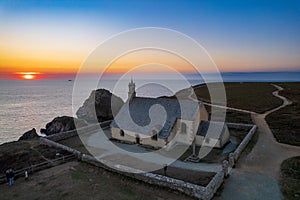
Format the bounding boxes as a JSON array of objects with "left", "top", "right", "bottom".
[{"left": 0, "top": 0, "right": 299, "bottom": 79}]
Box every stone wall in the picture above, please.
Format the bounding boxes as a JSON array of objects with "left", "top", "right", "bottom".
[
  {"left": 232, "top": 125, "right": 257, "bottom": 161},
  {"left": 226, "top": 122, "right": 254, "bottom": 129},
  {"left": 204, "top": 171, "right": 224, "bottom": 200}
]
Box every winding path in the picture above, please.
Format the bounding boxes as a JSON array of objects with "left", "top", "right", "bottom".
[{"left": 220, "top": 84, "right": 300, "bottom": 200}]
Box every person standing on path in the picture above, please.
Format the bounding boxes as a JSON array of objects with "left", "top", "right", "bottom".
[{"left": 8, "top": 169, "right": 15, "bottom": 186}]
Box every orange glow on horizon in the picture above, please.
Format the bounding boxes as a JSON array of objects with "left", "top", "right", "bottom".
[
  {"left": 16, "top": 72, "right": 40, "bottom": 80},
  {"left": 17, "top": 72, "right": 41, "bottom": 75}
]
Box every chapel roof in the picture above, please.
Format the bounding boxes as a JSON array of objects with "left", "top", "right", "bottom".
[{"left": 111, "top": 97, "right": 201, "bottom": 139}]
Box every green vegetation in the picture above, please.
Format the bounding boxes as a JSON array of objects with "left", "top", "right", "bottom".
[
  {"left": 0, "top": 140, "right": 71, "bottom": 174},
  {"left": 266, "top": 83, "right": 300, "bottom": 146},
  {"left": 152, "top": 166, "right": 215, "bottom": 186},
  {"left": 280, "top": 156, "right": 300, "bottom": 200},
  {"left": 71, "top": 170, "right": 88, "bottom": 181},
  {"left": 204, "top": 105, "right": 253, "bottom": 124},
  {"left": 185, "top": 82, "right": 283, "bottom": 113}
]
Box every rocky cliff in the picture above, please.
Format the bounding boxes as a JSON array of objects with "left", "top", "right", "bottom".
[
  {"left": 76, "top": 89, "right": 124, "bottom": 123},
  {"left": 41, "top": 116, "right": 88, "bottom": 136}
]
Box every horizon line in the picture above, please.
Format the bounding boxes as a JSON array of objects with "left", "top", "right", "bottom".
[{"left": 0, "top": 70, "right": 300, "bottom": 80}]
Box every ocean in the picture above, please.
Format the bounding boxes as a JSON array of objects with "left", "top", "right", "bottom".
[{"left": 1, "top": 72, "right": 299, "bottom": 144}]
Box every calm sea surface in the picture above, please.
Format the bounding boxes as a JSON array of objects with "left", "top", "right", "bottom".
[{"left": 1, "top": 72, "right": 299, "bottom": 144}]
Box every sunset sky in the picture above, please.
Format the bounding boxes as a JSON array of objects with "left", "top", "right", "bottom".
[{"left": 0, "top": 0, "right": 299, "bottom": 79}]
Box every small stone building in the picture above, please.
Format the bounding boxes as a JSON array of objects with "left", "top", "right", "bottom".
[
  {"left": 195, "top": 121, "right": 230, "bottom": 148},
  {"left": 110, "top": 80, "right": 229, "bottom": 149}
]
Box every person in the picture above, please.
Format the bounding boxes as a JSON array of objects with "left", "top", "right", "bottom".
[
  {"left": 11, "top": 169, "right": 15, "bottom": 185},
  {"left": 163, "top": 164, "right": 168, "bottom": 176},
  {"left": 5, "top": 170, "right": 9, "bottom": 184},
  {"left": 25, "top": 170, "right": 28, "bottom": 180},
  {"left": 8, "top": 169, "right": 14, "bottom": 186},
  {"left": 8, "top": 169, "right": 11, "bottom": 185}
]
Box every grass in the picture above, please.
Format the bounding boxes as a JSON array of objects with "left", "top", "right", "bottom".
[
  {"left": 176, "top": 82, "right": 282, "bottom": 113},
  {"left": 280, "top": 156, "right": 300, "bottom": 200},
  {"left": 1, "top": 161, "right": 193, "bottom": 200},
  {"left": 266, "top": 83, "right": 300, "bottom": 146},
  {"left": 152, "top": 166, "right": 216, "bottom": 186},
  {"left": 71, "top": 170, "right": 88, "bottom": 181},
  {"left": 204, "top": 105, "right": 253, "bottom": 124},
  {"left": 0, "top": 140, "right": 71, "bottom": 174}
]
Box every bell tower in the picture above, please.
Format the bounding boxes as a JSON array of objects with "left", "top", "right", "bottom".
[{"left": 128, "top": 78, "right": 136, "bottom": 101}]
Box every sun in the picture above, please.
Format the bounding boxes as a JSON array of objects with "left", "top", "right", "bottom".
[
  {"left": 17, "top": 72, "right": 40, "bottom": 80},
  {"left": 22, "top": 74, "right": 35, "bottom": 80}
]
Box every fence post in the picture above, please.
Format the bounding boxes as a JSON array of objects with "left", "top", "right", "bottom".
[{"left": 229, "top": 153, "right": 235, "bottom": 168}]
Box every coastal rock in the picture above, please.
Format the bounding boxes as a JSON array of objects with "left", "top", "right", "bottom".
[
  {"left": 18, "top": 128, "right": 39, "bottom": 140},
  {"left": 43, "top": 116, "right": 88, "bottom": 136},
  {"left": 40, "top": 128, "right": 47, "bottom": 134},
  {"left": 76, "top": 89, "right": 124, "bottom": 123}
]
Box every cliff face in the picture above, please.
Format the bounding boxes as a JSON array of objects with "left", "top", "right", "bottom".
[
  {"left": 41, "top": 116, "right": 88, "bottom": 136},
  {"left": 76, "top": 89, "right": 124, "bottom": 123}
]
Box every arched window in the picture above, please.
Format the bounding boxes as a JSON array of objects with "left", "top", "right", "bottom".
[
  {"left": 120, "top": 129, "right": 125, "bottom": 137},
  {"left": 181, "top": 122, "right": 187, "bottom": 134}
]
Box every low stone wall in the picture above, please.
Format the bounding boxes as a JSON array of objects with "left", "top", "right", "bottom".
[
  {"left": 45, "top": 120, "right": 112, "bottom": 142},
  {"left": 204, "top": 171, "right": 224, "bottom": 199},
  {"left": 226, "top": 122, "right": 254, "bottom": 130},
  {"left": 232, "top": 124, "right": 257, "bottom": 161}
]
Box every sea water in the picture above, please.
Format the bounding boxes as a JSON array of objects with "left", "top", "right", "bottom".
[{"left": 0, "top": 72, "right": 299, "bottom": 144}]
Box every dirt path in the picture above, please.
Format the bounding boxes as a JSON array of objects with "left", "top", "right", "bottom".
[
  {"left": 262, "top": 84, "right": 292, "bottom": 118},
  {"left": 241, "top": 84, "right": 300, "bottom": 177},
  {"left": 220, "top": 84, "right": 300, "bottom": 200},
  {"left": 203, "top": 102, "right": 255, "bottom": 114}
]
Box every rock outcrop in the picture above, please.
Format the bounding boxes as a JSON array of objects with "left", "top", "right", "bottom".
[
  {"left": 18, "top": 128, "right": 39, "bottom": 140},
  {"left": 41, "top": 116, "right": 88, "bottom": 136},
  {"left": 76, "top": 89, "right": 124, "bottom": 123}
]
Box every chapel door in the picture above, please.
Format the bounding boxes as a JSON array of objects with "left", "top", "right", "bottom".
[{"left": 136, "top": 136, "right": 140, "bottom": 144}]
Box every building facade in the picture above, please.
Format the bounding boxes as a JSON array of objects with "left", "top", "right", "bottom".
[{"left": 111, "top": 80, "right": 229, "bottom": 149}]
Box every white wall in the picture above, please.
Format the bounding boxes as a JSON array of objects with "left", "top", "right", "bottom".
[
  {"left": 111, "top": 127, "right": 166, "bottom": 148},
  {"left": 168, "top": 119, "right": 194, "bottom": 145}
]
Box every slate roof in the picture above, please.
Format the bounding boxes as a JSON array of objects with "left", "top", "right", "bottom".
[
  {"left": 196, "top": 121, "right": 228, "bottom": 139},
  {"left": 111, "top": 97, "right": 200, "bottom": 139}
]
